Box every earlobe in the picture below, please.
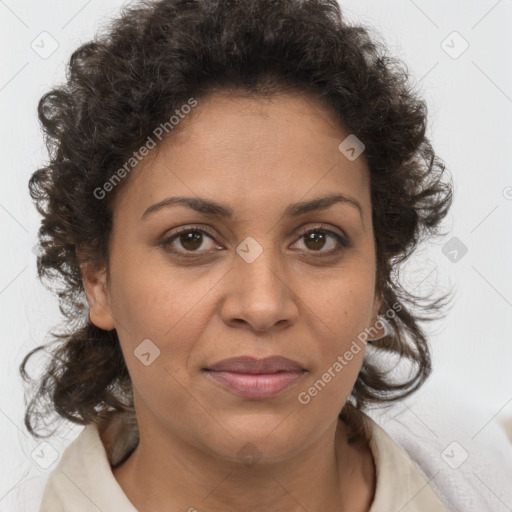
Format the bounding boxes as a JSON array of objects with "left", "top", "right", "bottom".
[{"left": 81, "top": 263, "right": 116, "bottom": 331}]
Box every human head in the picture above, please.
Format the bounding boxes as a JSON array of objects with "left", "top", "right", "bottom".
[{"left": 21, "top": 0, "right": 453, "bottom": 446}]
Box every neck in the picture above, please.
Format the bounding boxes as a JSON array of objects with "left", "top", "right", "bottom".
[{"left": 112, "top": 413, "right": 375, "bottom": 512}]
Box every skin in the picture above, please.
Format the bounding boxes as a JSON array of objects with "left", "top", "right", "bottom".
[{"left": 82, "top": 90, "right": 385, "bottom": 512}]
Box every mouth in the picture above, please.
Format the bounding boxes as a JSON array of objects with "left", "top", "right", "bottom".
[
  {"left": 203, "top": 369, "right": 306, "bottom": 399},
  {"left": 203, "top": 355, "right": 307, "bottom": 399}
]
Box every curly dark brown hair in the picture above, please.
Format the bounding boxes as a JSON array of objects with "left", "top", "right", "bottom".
[{"left": 20, "top": 0, "right": 454, "bottom": 446}]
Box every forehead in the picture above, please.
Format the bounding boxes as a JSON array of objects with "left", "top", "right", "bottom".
[{"left": 114, "top": 91, "right": 371, "bottom": 223}]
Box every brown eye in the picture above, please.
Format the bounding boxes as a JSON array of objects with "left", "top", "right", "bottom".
[
  {"left": 160, "top": 224, "right": 350, "bottom": 259},
  {"left": 303, "top": 231, "right": 327, "bottom": 251},
  {"left": 178, "top": 231, "right": 204, "bottom": 251},
  {"left": 161, "top": 227, "right": 219, "bottom": 256},
  {"left": 292, "top": 226, "right": 350, "bottom": 256}
]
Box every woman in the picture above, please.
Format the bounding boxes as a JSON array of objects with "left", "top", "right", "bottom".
[{"left": 20, "top": 0, "right": 502, "bottom": 510}]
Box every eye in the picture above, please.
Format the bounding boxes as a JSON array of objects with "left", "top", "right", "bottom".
[
  {"left": 161, "top": 226, "right": 220, "bottom": 257},
  {"left": 160, "top": 223, "right": 350, "bottom": 259},
  {"left": 291, "top": 225, "right": 350, "bottom": 257}
]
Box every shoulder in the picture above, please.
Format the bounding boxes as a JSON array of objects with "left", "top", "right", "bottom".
[
  {"left": 9, "top": 421, "right": 138, "bottom": 512},
  {"left": 2, "top": 424, "right": 85, "bottom": 511},
  {"left": 365, "top": 376, "right": 512, "bottom": 512}
]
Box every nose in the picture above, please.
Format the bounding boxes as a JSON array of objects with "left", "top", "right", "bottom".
[{"left": 220, "top": 245, "right": 299, "bottom": 333}]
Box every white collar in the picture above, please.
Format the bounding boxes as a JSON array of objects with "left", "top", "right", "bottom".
[{"left": 39, "top": 410, "right": 448, "bottom": 511}]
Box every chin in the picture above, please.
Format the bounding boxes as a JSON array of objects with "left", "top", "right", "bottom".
[{"left": 199, "top": 413, "right": 311, "bottom": 465}]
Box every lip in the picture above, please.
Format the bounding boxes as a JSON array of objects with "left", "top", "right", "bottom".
[
  {"left": 204, "top": 370, "right": 306, "bottom": 399},
  {"left": 203, "top": 356, "right": 307, "bottom": 399},
  {"left": 205, "top": 355, "right": 305, "bottom": 373}
]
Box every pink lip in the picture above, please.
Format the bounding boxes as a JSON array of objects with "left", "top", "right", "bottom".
[
  {"left": 204, "top": 370, "right": 306, "bottom": 399},
  {"left": 205, "top": 355, "right": 305, "bottom": 373}
]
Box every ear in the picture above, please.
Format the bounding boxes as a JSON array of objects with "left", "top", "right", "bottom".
[
  {"left": 369, "top": 291, "right": 385, "bottom": 337},
  {"left": 81, "top": 261, "right": 116, "bottom": 331},
  {"left": 371, "top": 291, "right": 382, "bottom": 323}
]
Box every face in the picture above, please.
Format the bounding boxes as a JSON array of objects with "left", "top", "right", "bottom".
[{"left": 84, "top": 90, "right": 382, "bottom": 464}]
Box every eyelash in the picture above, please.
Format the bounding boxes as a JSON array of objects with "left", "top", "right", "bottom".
[{"left": 160, "top": 224, "right": 350, "bottom": 259}]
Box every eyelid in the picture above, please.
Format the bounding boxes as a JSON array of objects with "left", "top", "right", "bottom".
[
  {"left": 165, "top": 224, "right": 218, "bottom": 239},
  {"left": 296, "top": 223, "right": 346, "bottom": 239}
]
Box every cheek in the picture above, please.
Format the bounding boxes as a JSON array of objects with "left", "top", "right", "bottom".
[
  {"left": 107, "top": 253, "right": 225, "bottom": 388},
  {"left": 301, "top": 271, "right": 376, "bottom": 348},
  {"left": 108, "top": 247, "right": 212, "bottom": 337},
  {"left": 107, "top": 259, "right": 212, "bottom": 425},
  {"left": 293, "top": 272, "right": 374, "bottom": 401}
]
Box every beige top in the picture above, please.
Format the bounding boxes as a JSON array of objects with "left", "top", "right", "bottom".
[{"left": 38, "top": 412, "right": 448, "bottom": 511}]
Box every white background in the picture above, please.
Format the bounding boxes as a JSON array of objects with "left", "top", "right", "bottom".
[{"left": 1, "top": 0, "right": 511, "bottom": 509}]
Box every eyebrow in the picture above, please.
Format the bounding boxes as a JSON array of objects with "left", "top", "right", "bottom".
[{"left": 141, "top": 192, "right": 363, "bottom": 222}]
